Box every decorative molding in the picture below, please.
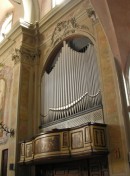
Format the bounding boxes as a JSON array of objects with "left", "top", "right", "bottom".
[
  {"left": 12, "top": 47, "right": 40, "bottom": 65},
  {"left": 51, "top": 17, "right": 89, "bottom": 46}
]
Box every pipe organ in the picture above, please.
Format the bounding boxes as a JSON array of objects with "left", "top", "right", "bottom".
[{"left": 41, "top": 40, "right": 102, "bottom": 129}]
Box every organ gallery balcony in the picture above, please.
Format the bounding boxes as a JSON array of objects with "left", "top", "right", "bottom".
[{"left": 19, "top": 123, "right": 108, "bottom": 164}]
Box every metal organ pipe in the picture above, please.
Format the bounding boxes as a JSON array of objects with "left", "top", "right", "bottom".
[{"left": 41, "top": 41, "right": 101, "bottom": 124}]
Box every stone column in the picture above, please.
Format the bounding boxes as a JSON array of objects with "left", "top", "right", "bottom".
[{"left": 12, "top": 46, "right": 40, "bottom": 176}]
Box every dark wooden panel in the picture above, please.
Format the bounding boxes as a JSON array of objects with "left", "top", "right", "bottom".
[
  {"left": 93, "top": 128, "right": 106, "bottom": 147},
  {"left": 35, "top": 156, "right": 109, "bottom": 176},
  {"left": 1, "top": 149, "right": 8, "bottom": 176},
  {"left": 89, "top": 157, "right": 109, "bottom": 176},
  {"left": 35, "top": 134, "right": 60, "bottom": 154}
]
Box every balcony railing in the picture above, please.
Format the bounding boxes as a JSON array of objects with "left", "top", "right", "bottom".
[{"left": 19, "top": 122, "right": 108, "bottom": 164}]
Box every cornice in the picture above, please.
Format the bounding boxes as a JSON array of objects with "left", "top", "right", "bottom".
[
  {"left": 39, "top": 0, "right": 82, "bottom": 33},
  {"left": 0, "top": 21, "right": 40, "bottom": 57}
]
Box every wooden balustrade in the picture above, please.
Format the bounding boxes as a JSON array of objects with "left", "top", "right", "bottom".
[{"left": 19, "top": 123, "right": 108, "bottom": 164}]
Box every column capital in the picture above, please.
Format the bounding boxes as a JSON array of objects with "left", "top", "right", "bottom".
[{"left": 12, "top": 47, "right": 40, "bottom": 65}]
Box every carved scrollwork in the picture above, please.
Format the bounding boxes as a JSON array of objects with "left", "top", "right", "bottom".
[{"left": 51, "top": 17, "right": 89, "bottom": 47}]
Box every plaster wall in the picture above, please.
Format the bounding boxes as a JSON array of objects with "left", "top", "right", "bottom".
[
  {"left": 38, "top": 0, "right": 52, "bottom": 19},
  {"left": 0, "top": 42, "right": 21, "bottom": 176}
]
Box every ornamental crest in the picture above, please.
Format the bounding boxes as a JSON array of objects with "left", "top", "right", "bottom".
[{"left": 51, "top": 18, "right": 88, "bottom": 46}]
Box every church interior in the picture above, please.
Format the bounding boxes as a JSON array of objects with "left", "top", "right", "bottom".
[{"left": 0, "top": 0, "right": 130, "bottom": 175}]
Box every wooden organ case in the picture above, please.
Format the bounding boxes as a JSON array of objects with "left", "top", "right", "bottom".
[{"left": 19, "top": 37, "right": 109, "bottom": 176}]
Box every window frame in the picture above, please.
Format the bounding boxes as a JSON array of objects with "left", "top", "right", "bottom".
[
  {"left": 0, "top": 13, "right": 13, "bottom": 42},
  {"left": 52, "top": 0, "right": 65, "bottom": 8}
]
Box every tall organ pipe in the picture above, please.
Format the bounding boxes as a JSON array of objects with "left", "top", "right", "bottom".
[{"left": 41, "top": 41, "right": 101, "bottom": 124}]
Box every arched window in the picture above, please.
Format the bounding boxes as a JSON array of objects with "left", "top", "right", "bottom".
[
  {"left": 0, "top": 13, "right": 13, "bottom": 42},
  {"left": 52, "top": 0, "right": 65, "bottom": 8}
]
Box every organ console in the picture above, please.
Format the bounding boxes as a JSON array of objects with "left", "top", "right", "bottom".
[{"left": 40, "top": 40, "right": 102, "bottom": 130}]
